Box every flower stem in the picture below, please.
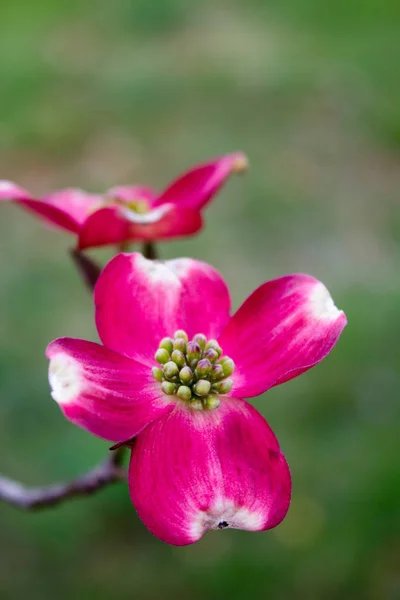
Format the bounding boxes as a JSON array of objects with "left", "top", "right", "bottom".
[
  {"left": 142, "top": 241, "right": 157, "bottom": 260},
  {"left": 0, "top": 242, "right": 159, "bottom": 511},
  {"left": 69, "top": 248, "right": 102, "bottom": 291},
  {"left": 0, "top": 446, "right": 126, "bottom": 511}
]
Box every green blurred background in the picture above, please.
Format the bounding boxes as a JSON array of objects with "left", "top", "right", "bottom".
[{"left": 0, "top": 1, "right": 399, "bottom": 598}]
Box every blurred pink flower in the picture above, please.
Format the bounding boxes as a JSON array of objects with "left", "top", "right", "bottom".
[
  {"left": 0, "top": 153, "right": 247, "bottom": 249},
  {"left": 47, "top": 253, "right": 346, "bottom": 545}
]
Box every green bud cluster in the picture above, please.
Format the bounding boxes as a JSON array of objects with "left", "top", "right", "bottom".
[{"left": 152, "top": 330, "right": 235, "bottom": 411}]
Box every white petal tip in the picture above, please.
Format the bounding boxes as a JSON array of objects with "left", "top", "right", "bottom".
[
  {"left": 0, "top": 180, "right": 18, "bottom": 194},
  {"left": 133, "top": 253, "right": 185, "bottom": 287},
  {"left": 48, "top": 354, "right": 81, "bottom": 405},
  {"left": 310, "top": 282, "right": 342, "bottom": 320}
]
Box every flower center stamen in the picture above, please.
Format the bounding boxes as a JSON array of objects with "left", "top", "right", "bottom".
[
  {"left": 152, "top": 330, "right": 235, "bottom": 411},
  {"left": 88, "top": 195, "right": 151, "bottom": 218},
  {"left": 124, "top": 199, "right": 149, "bottom": 214},
  {"left": 111, "top": 196, "right": 149, "bottom": 215}
]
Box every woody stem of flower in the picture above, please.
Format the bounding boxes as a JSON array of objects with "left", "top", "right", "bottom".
[
  {"left": 0, "top": 242, "right": 159, "bottom": 511},
  {"left": 142, "top": 241, "right": 157, "bottom": 260},
  {"left": 71, "top": 241, "right": 157, "bottom": 293},
  {"left": 0, "top": 442, "right": 127, "bottom": 510},
  {"left": 69, "top": 248, "right": 102, "bottom": 291}
]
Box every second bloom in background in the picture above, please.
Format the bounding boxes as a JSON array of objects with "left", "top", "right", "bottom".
[
  {"left": 46, "top": 253, "right": 346, "bottom": 545},
  {"left": 0, "top": 153, "right": 247, "bottom": 250}
]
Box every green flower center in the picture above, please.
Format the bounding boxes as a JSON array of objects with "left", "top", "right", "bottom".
[
  {"left": 152, "top": 330, "right": 235, "bottom": 411},
  {"left": 124, "top": 199, "right": 149, "bottom": 214},
  {"left": 89, "top": 197, "right": 150, "bottom": 217}
]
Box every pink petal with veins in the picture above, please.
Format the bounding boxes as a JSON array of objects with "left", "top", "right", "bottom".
[
  {"left": 47, "top": 338, "right": 174, "bottom": 442},
  {"left": 219, "top": 274, "right": 347, "bottom": 398},
  {"left": 95, "top": 253, "right": 231, "bottom": 363},
  {"left": 153, "top": 152, "right": 248, "bottom": 211},
  {"left": 129, "top": 398, "right": 291, "bottom": 545}
]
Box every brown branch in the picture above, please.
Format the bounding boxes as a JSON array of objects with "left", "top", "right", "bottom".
[
  {"left": 0, "top": 448, "right": 126, "bottom": 510},
  {"left": 0, "top": 242, "right": 158, "bottom": 511},
  {"left": 69, "top": 248, "right": 102, "bottom": 291},
  {"left": 70, "top": 241, "right": 158, "bottom": 290},
  {"left": 142, "top": 241, "right": 158, "bottom": 260}
]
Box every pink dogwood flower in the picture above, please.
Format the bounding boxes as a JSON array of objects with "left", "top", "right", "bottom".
[
  {"left": 0, "top": 153, "right": 247, "bottom": 250},
  {"left": 46, "top": 253, "right": 346, "bottom": 545}
]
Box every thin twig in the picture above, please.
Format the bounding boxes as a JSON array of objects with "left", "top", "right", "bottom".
[
  {"left": 69, "top": 248, "right": 102, "bottom": 291},
  {"left": 0, "top": 242, "right": 157, "bottom": 511},
  {"left": 0, "top": 448, "right": 126, "bottom": 510},
  {"left": 142, "top": 241, "right": 157, "bottom": 260}
]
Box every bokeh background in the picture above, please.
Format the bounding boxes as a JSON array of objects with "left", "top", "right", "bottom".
[{"left": 0, "top": 1, "right": 399, "bottom": 598}]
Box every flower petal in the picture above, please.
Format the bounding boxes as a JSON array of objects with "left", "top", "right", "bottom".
[
  {"left": 78, "top": 204, "right": 202, "bottom": 249},
  {"left": 153, "top": 152, "right": 248, "bottom": 211},
  {"left": 118, "top": 203, "right": 203, "bottom": 240},
  {"left": 106, "top": 185, "right": 157, "bottom": 205},
  {"left": 0, "top": 181, "right": 80, "bottom": 233},
  {"left": 219, "top": 274, "right": 347, "bottom": 398},
  {"left": 0, "top": 180, "right": 32, "bottom": 201},
  {"left": 129, "top": 398, "right": 291, "bottom": 546},
  {"left": 41, "top": 188, "right": 104, "bottom": 226},
  {"left": 78, "top": 206, "right": 132, "bottom": 249},
  {"left": 95, "top": 253, "right": 231, "bottom": 363},
  {"left": 46, "top": 338, "right": 174, "bottom": 442}
]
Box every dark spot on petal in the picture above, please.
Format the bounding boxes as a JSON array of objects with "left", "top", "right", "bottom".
[
  {"left": 218, "top": 521, "right": 229, "bottom": 529},
  {"left": 268, "top": 449, "right": 280, "bottom": 460}
]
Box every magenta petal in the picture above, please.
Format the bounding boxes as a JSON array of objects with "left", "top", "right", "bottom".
[
  {"left": 153, "top": 152, "right": 248, "bottom": 211},
  {"left": 0, "top": 181, "right": 81, "bottom": 233},
  {"left": 219, "top": 274, "right": 347, "bottom": 398},
  {"left": 78, "top": 206, "right": 133, "bottom": 249},
  {"left": 118, "top": 203, "right": 203, "bottom": 240},
  {"left": 46, "top": 338, "right": 174, "bottom": 442},
  {"left": 129, "top": 398, "right": 291, "bottom": 546},
  {"left": 79, "top": 204, "right": 202, "bottom": 249},
  {"left": 41, "top": 188, "right": 103, "bottom": 226},
  {"left": 0, "top": 180, "right": 32, "bottom": 201},
  {"left": 95, "top": 252, "right": 231, "bottom": 363}
]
